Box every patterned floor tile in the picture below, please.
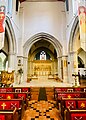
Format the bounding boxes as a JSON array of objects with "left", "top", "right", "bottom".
[{"left": 23, "top": 100, "right": 61, "bottom": 120}]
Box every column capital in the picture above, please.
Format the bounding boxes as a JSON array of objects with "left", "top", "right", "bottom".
[
  {"left": 58, "top": 55, "right": 68, "bottom": 59},
  {"left": 8, "top": 52, "right": 16, "bottom": 55},
  {"left": 69, "top": 51, "right": 77, "bottom": 55}
]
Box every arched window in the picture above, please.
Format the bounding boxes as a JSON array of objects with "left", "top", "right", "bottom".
[
  {"left": 40, "top": 51, "right": 46, "bottom": 60},
  {"left": 34, "top": 51, "right": 51, "bottom": 60}
]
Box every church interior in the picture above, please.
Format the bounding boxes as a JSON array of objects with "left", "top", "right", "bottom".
[{"left": 0, "top": 0, "right": 86, "bottom": 120}]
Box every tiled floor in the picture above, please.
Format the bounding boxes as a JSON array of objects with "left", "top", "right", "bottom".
[
  {"left": 23, "top": 100, "right": 61, "bottom": 120},
  {"left": 22, "top": 87, "right": 61, "bottom": 120}
]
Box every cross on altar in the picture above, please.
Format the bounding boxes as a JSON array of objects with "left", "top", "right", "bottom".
[{"left": 1, "top": 103, "right": 6, "bottom": 109}]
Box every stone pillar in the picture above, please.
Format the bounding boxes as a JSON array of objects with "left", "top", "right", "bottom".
[
  {"left": 62, "top": 56, "right": 68, "bottom": 83},
  {"left": 68, "top": 52, "right": 80, "bottom": 86},
  {"left": 58, "top": 57, "right": 62, "bottom": 79},
  {"left": 8, "top": 52, "right": 16, "bottom": 71},
  {"left": 23, "top": 57, "right": 28, "bottom": 83},
  {"left": 54, "top": 59, "right": 58, "bottom": 75},
  {"left": 28, "top": 60, "right": 32, "bottom": 77},
  {"left": 68, "top": 53, "right": 73, "bottom": 85}
]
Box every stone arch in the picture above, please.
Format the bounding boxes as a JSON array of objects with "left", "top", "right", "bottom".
[
  {"left": 23, "top": 32, "right": 63, "bottom": 82},
  {"left": 68, "top": 16, "right": 81, "bottom": 86},
  {"left": 5, "top": 16, "right": 16, "bottom": 54},
  {"left": 23, "top": 32, "right": 63, "bottom": 58},
  {"left": 69, "top": 16, "right": 79, "bottom": 53},
  {"left": 4, "top": 16, "right": 17, "bottom": 71}
]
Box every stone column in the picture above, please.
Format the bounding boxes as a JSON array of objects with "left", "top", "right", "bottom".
[
  {"left": 28, "top": 60, "right": 32, "bottom": 77},
  {"left": 23, "top": 57, "right": 28, "bottom": 83},
  {"left": 62, "top": 56, "right": 68, "bottom": 83},
  {"left": 68, "top": 53, "right": 73, "bottom": 85},
  {"left": 58, "top": 57, "right": 62, "bottom": 79},
  {"left": 69, "top": 51, "right": 80, "bottom": 86},
  {"left": 8, "top": 52, "right": 16, "bottom": 71}
]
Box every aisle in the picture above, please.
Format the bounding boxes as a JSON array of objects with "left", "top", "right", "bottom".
[
  {"left": 23, "top": 100, "right": 61, "bottom": 120},
  {"left": 22, "top": 87, "right": 62, "bottom": 120},
  {"left": 38, "top": 87, "right": 47, "bottom": 101}
]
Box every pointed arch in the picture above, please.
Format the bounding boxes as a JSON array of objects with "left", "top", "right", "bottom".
[
  {"left": 68, "top": 16, "right": 79, "bottom": 52},
  {"left": 5, "top": 16, "right": 17, "bottom": 54},
  {"left": 23, "top": 32, "right": 63, "bottom": 58}
]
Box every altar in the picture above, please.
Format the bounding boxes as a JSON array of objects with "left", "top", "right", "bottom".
[{"left": 28, "top": 59, "right": 58, "bottom": 81}]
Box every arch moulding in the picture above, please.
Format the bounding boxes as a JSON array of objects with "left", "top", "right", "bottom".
[{"left": 23, "top": 32, "right": 63, "bottom": 58}]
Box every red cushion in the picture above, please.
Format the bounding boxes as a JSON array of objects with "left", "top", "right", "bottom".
[
  {"left": 66, "top": 94, "right": 74, "bottom": 98},
  {"left": 56, "top": 88, "right": 67, "bottom": 92},
  {"left": 0, "top": 94, "right": 5, "bottom": 99},
  {"left": 78, "top": 101, "right": 86, "bottom": 109},
  {"left": 6, "top": 88, "right": 13, "bottom": 92},
  {"left": 18, "top": 93, "right": 26, "bottom": 100},
  {"left": 74, "top": 88, "right": 81, "bottom": 91},
  {"left": 6, "top": 94, "right": 14, "bottom": 99},
  {"left": 58, "top": 93, "right": 66, "bottom": 98},
  {"left": 0, "top": 115, "right": 5, "bottom": 120},
  {"left": 65, "top": 101, "right": 76, "bottom": 109},
  {"left": 22, "top": 88, "right": 28, "bottom": 92},
  {"left": 0, "top": 89, "right": 6, "bottom": 93},
  {"left": 0, "top": 102, "right": 10, "bottom": 110},
  {"left": 62, "top": 88, "right": 67, "bottom": 92},
  {"left": 74, "top": 94, "right": 81, "bottom": 98},
  {"left": 71, "top": 113, "right": 86, "bottom": 120},
  {"left": 10, "top": 101, "right": 20, "bottom": 109},
  {"left": 55, "top": 88, "right": 62, "bottom": 92}
]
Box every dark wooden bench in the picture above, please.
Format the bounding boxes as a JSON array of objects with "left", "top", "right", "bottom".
[
  {"left": 0, "top": 92, "right": 30, "bottom": 102},
  {"left": 0, "top": 108, "right": 18, "bottom": 120},
  {"left": 0, "top": 99, "right": 24, "bottom": 120},
  {"left": 55, "top": 91, "right": 86, "bottom": 102},
  {"left": 60, "top": 98, "right": 86, "bottom": 120},
  {"left": 66, "top": 108, "right": 86, "bottom": 120},
  {"left": 54, "top": 87, "right": 86, "bottom": 99},
  {"left": 0, "top": 87, "right": 31, "bottom": 95}
]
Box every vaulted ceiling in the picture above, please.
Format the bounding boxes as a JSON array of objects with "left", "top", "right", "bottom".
[{"left": 19, "top": 0, "right": 65, "bottom": 3}]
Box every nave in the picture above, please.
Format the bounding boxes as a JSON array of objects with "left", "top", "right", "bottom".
[{"left": 22, "top": 87, "right": 61, "bottom": 120}]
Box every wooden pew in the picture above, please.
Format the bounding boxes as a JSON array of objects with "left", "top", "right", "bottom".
[
  {"left": 0, "top": 92, "right": 30, "bottom": 102},
  {"left": 14, "top": 87, "right": 30, "bottom": 92},
  {"left": 55, "top": 91, "right": 86, "bottom": 102},
  {"left": 60, "top": 98, "right": 86, "bottom": 120},
  {"left": 0, "top": 88, "right": 13, "bottom": 92},
  {"left": 0, "top": 99, "right": 24, "bottom": 120},
  {"left": 66, "top": 108, "right": 86, "bottom": 120},
  {"left": 0, "top": 87, "right": 31, "bottom": 100},
  {"left": 14, "top": 87, "right": 31, "bottom": 99},
  {"left": 0, "top": 108, "right": 18, "bottom": 120},
  {"left": 54, "top": 87, "right": 86, "bottom": 99},
  {"left": 0, "top": 87, "right": 31, "bottom": 93}
]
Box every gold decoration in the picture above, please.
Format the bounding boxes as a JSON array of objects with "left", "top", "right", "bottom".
[
  {"left": 68, "top": 95, "right": 71, "bottom": 99},
  {"left": 7, "top": 95, "right": 11, "bottom": 99},
  {"left": 1, "top": 103, "right": 6, "bottom": 109},
  {"left": 64, "top": 60, "right": 67, "bottom": 67},
  {"left": 80, "top": 103, "right": 85, "bottom": 108}
]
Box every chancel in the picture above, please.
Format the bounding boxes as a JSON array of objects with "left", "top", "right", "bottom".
[{"left": 0, "top": 0, "right": 86, "bottom": 120}]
